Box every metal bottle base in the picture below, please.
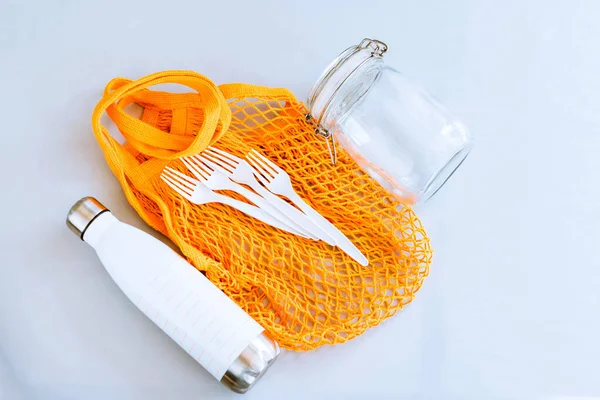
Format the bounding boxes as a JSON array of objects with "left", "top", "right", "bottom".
[{"left": 221, "top": 332, "right": 280, "bottom": 393}]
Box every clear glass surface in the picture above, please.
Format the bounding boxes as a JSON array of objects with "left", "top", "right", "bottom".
[{"left": 313, "top": 48, "right": 473, "bottom": 205}]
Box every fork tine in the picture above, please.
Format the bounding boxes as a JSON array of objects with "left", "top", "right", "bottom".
[
  {"left": 246, "top": 154, "right": 272, "bottom": 185},
  {"left": 203, "top": 151, "right": 237, "bottom": 171},
  {"left": 188, "top": 153, "right": 218, "bottom": 171},
  {"left": 198, "top": 155, "right": 229, "bottom": 174},
  {"left": 161, "top": 174, "right": 192, "bottom": 198},
  {"left": 254, "top": 171, "right": 270, "bottom": 186},
  {"left": 250, "top": 150, "right": 280, "bottom": 173},
  {"left": 200, "top": 153, "right": 234, "bottom": 173},
  {"left": 247, "top": 151, "right": 277, "bottom": 177},
  {"left": 181, "top": 158, "right": 209, "bottom": 181},
  {"left": 164, "top": 167, "right": 198, "bottom": 188},
  {"left": 206, "top": 147, "right": 242, "bottom": 163}
]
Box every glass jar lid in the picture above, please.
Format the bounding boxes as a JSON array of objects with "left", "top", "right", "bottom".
[{"left": 307, "top": 39, "right": 388, "bottom": 135}]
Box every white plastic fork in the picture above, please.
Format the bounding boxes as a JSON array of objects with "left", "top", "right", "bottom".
[
  {"left": 196, "top": 147, "right": 334, "bottom": 245},
  {"left": 181, "top": 156, "right": 313, "bottom": 239},
  {"left": 160, "top": 167, "right": 307, "bottom": 237},
  {"left": 246, "top": 150, "right": 369, "bottom": 266}
]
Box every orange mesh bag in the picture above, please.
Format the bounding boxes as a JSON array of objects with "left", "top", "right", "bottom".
[{"left": 91, "top": 70, "right": 432, "bottom": 351}]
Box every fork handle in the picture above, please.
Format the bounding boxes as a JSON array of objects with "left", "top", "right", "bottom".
[
  {"left": 219, "top": 179, "right": 315, "bottom": 239},
  {"left": 285, "top": 190, "right": 369, "bottom": 266},
  {"left": 245, "top": 180, "right": 335, "bottom": 246},
  {"left": 213, "top": 193, "right": 309, "bottom": 238}
]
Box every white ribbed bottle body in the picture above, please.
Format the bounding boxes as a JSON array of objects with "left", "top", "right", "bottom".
[{"left": 83, "top": 212, "right": 264, "bottom": 380}]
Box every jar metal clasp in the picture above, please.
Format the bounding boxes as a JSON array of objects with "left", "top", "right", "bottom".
[
  {"left": 358, "top": 38, "right": 388, "bottom": 57},
  {"left": 306, "top": 38, "right": 388, "bottom": 165},
  {"left": 306, "top": 113, "right": 337, "bottom": 165}
]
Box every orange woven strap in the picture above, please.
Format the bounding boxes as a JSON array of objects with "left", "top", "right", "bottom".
[
  {"left": 92, "top": 70, "right": 231, "bottom": 160},
  {"left": 91, "top": 71, "right": 234, "bottom": 220}
]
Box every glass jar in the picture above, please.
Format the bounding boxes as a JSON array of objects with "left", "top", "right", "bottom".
[{"left": 307, "top": 39, "right": 473, "bottom": 204}]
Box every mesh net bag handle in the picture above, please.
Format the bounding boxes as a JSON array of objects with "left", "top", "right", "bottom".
[{"left": 91, "top": 70, "right": 432, "bottom": 351}]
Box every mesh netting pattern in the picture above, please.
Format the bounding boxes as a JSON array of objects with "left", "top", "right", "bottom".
[{"left": 92, "top": 71, "right": 432, "bottom": 351}]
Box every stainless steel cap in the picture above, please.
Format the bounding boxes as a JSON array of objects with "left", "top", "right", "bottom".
[
  {"left": 66, "top": 197, "right": 109, "bottom": 240},
  {"left": 221, "top": 332, "right": 280, "bottom": 394}
]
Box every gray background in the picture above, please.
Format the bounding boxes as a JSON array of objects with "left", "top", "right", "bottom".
[{"left": 1, "top": 0, "right": 599, "bottom": 399}]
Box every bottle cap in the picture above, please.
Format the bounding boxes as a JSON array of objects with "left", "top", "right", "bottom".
[{"left": 66, "top": 197, "right": 109, "bottom": 240}]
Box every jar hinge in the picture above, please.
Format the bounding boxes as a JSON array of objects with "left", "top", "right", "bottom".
[
  {"left": 306, "top": 113, "right": 337, "bottom": 165},
  {"left": 305, "top": 39, "right": 388, "bottom": 166},
  {"left": 358, "top": 38, "right": 388, "bottom": 57}
]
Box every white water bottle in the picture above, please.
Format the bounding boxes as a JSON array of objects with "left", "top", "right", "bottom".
[{"left": 66, "top": 197, "right": 279, "bottom": 393}]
